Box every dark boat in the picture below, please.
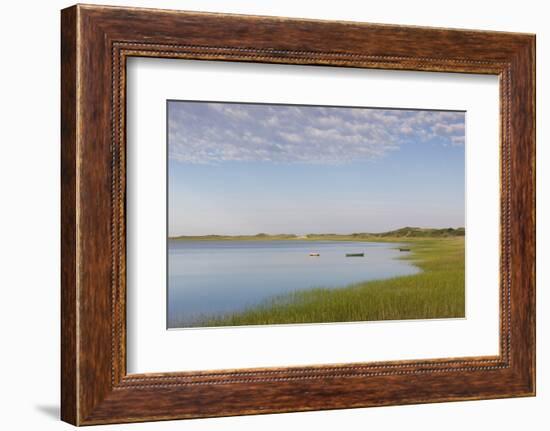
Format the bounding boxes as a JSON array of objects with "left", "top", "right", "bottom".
[
  {"left": 345, "top": 253, "right": 364, "bottom": 257},
  {"left": 398, "top": 248, "right": 411, "bottom": 252}
]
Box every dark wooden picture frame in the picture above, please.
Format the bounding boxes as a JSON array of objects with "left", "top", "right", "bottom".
[{"left": 61, "top": 4, "right": 535, "bottom": 425}]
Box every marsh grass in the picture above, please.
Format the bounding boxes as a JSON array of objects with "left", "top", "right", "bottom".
[{"left": 191, "top": 237, "right": 465, "bottom": 327}]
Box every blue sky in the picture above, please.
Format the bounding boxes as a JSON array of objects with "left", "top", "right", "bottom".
[{"left": 168, "top": 101, "right": 465, "bottom": 236}]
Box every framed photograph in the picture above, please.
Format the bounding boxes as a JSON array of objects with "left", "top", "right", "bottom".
[{"left": 61, "top": 4, "right": 535, "bottom": 425}]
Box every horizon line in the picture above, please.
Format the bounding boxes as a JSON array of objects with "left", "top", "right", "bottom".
[{"left": 168, "top": 226, "right": 466, "bottom": 239}]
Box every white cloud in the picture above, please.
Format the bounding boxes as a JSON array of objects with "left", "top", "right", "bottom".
[
  {"left": 168, "top": 103, "right": 465, "bottom": 164},
  {"left": 208, "top": 104, "right": 252, "bottom": 121},
  {"left": 278, "top": 131, "right": 304, "bottom": 143},
  {"left": 432, "top": 122, "right": 465, "bottom": 135},
  {"left": 450, "top": 135, "right": 465, "bottom": 146}
]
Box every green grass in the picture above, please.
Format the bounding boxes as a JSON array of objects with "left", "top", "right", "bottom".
[{"left": 193, "top": 237, "right": 465, "bottom": 327}]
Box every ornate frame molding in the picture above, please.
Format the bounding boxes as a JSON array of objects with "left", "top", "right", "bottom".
[{"left": 61, "top": 5, "right": 535, "bottom": 425}]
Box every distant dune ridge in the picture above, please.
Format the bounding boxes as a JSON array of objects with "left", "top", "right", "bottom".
[{"left": 170, "top": 227, "right": 465, "bottom": 241}]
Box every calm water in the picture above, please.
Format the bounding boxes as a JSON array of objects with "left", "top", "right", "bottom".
[
  {"left": 168, "top": 240, "right": 419, "bottom": 328},
  {"left": 168, "top": 240, "right": 420, "bottom": 328}
]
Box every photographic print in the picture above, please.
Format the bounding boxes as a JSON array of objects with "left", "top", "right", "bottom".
[{"left": 167, "top": 101, "right": 465, "bottom": 329}]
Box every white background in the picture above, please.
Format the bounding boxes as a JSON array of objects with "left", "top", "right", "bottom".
[
  {"left": 127, "top": 59, "right": 500, "bottom": 373},
  {"left": 0, "top": 0, "right": 547, "bottom": 430}
]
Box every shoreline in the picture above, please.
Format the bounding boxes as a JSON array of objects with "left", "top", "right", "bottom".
[
  {"left": 168, "top": 227, "right": 465, "bottom": 242},
  {"left": 170, "top": 236, "right": 465, "bottom": 328}
]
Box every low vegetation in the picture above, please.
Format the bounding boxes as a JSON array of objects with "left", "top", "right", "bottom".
[
  {"left": 170, "top": 226, "right": 465, "bottom": 241},
  {"left": 193, "top": 236, "right": 465, "bottom": 327}
]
